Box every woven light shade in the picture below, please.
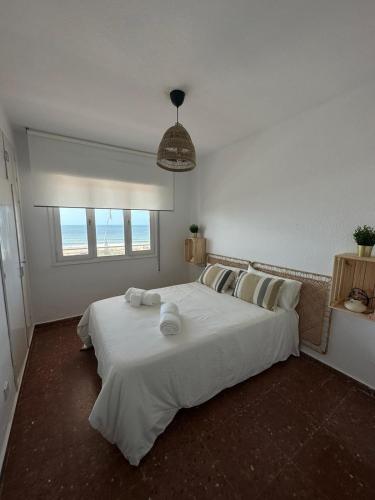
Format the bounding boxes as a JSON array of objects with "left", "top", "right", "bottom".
[
  {"left": 157, "top": 89, "right": 196, "bottom": 172},
  {"left": 157, "top": 122, "right": 196, "bottom": 172}
]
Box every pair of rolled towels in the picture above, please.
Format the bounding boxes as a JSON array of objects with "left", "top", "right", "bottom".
[
  {"left": 125, "top": 288, "right": 161, "bottom": 308},
  {"left": 125, "top": 287, "right": 182, "bottom": 335}
]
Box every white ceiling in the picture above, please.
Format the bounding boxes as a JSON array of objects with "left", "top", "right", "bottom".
[{"left": 1, "top": 0, "right": 375, "bottom": 155}]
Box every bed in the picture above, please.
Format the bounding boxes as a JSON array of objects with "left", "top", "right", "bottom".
[{"left": 77, "top": 255, "right": 332, "bottom": 466}]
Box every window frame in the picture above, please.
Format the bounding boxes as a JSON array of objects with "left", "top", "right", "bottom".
[
  {"left": 50, "top": 208, "right": 157, "bottom": 265},
  {"left": 126, "top": 210, "right": 156, "bottom": 257}
]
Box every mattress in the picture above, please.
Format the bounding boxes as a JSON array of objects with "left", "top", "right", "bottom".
[{"left": 77, "top": 282, "right": 299, "bottom": 465}]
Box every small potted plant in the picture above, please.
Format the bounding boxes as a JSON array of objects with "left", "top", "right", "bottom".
[
  {"left": 189, "top": 224, "right": 199, "bottom": 238},
  {"left": 353, "top": 225, "right": 375, "bottom": 257}
]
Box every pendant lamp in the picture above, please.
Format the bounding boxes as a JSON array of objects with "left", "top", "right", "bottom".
[{"left": 157, "top": 89, "right": 196, "bottom": 172}]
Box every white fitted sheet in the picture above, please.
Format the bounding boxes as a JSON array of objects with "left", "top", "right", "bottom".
[{"left": 78, "top": 282, "right": 299, "bottom": 465}]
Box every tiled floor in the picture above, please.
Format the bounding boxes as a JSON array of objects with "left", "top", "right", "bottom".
[{"left": 1, "top": 318, "right": 374, "bottom": 499}]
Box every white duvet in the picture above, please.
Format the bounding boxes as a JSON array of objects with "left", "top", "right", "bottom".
[{"left": 77, "top": 282, "right": 299, "bottom": 465}]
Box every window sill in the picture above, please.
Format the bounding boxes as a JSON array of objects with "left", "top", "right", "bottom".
[{"left": 52, "top": 253, "right": 157, "bottom": 267}]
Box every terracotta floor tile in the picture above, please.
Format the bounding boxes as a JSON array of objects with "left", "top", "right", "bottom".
[
  {"left": 8, "top": 395, "right": 65, "bottom": 455},
  {"left": 277, "top": 371, "right": 354, "bottom": 423},
  {"left": 1, "top": 450, "right": 68, "bottom": 500},
  {"left": 203, "top": 414, "right": 287, "bottom": 498},
  {"left": 62, "top": 442, "right": 140, "bottom": 499},
  {"left": 136, "top": 436, "right": 234, "bottom": 500},
  {"left": 325, "top": 388, "right": 375, "bottom": 464},
  {"left": 1, "top": 319, "right": 375, "bottom": 500},
  {"left": 260, "top": 462, "right": 330, "bottom": 500},
  {"left": 293, "top": 427, "right": 375, "bottom": 500},
  {"left": 251, "top": 387, "right": 319, "bottom": 457}
]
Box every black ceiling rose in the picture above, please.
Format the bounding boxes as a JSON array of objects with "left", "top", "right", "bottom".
[{"left": 170, "top": 89, "right": 185, "bottom": 108}]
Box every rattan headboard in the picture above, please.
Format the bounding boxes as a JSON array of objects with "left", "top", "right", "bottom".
[{"left": 206, "top": 253, "right": 332, "bottom": 353}]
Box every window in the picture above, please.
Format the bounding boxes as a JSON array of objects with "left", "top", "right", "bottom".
[
  {"left": 52, "top": 208, "right": 157, "bottom": 263},
  {"left": 95, "top": 209, "right": 125, "bottom": 257},
  {"left": 59, "top": 208, "right": 89, "bottom": 257},
  {"left": 131, "top": 210, "right": 151, "bottom": 252}
]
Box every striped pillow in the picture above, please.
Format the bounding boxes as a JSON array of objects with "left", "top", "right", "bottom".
[
  {"left": 232, "top": 271, "right": 284, "bottom": 311},
  {"left": 216, "top": 265, "right": 243, "bottom": 288},
  {"left": 198, "top": 264, "right": 235, "bottom": 293}
]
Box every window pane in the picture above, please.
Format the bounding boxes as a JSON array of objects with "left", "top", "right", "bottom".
[
  {"left": 131, "top": 210, "right": 151, "bottom": 251},
  {"left": 59, "top": 208, "right": 89, "bottom": 256},
  {"left": 95, "top": 209, "right": 125, "bottom": 257}
]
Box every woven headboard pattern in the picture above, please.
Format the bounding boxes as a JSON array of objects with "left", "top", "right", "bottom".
[
  {"left": 206, "top": 253, "right": 332, "bottom": 353},
  {"left": 206, "top": 254, "right": 249, "bottom": 270}
]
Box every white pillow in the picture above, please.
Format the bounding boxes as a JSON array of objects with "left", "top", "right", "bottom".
[{"left": 247, "top": 264, "right": 302, "bottom": 310}]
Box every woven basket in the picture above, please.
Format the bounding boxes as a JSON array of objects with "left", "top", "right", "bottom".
[{"left": 157, "top": 123, "right": 196, "bottom": 172}]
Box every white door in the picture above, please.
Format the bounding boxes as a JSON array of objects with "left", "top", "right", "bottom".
[
  {"left": 0, "top": 178, "right": 28, "bottom": 385},
  {"left": 3, "top": 135, "right": 32, "bottom": 341}
]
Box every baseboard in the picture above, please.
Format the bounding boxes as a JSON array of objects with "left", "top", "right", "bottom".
[
  {"left": 35, "top": 313, "right": 82, "bottom": 327},
  {"left": 0, "top": 323, "right": 35, "bottom": 474},
  {"left": 301, "top": 346, "right": 375, "bottom": 392}
]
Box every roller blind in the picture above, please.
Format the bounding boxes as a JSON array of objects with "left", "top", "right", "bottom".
[{"left": 27, "top": 130, "right": 174, "bottom": 210}]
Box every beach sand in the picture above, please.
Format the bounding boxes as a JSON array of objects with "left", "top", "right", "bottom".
[{"left": 63, "top": 243, "right": 150, "bottom": 257}]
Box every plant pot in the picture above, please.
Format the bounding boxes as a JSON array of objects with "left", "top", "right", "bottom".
[
  {"left": 191, "top": 233, "right": 197, "bottom": 238},
  {"left": 357, "top": 245, "right": 373, "bottom": 257}
]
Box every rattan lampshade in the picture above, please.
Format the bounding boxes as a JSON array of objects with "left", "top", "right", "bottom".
[
  {"left": 157, "top": 122, "right": 196, "bottom": 172},
  {"left": 157, "top": 89, "right": 196, "bottom": 172}
]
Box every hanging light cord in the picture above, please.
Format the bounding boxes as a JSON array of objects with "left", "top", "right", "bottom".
[{"left": 103, "top": 209, "right": 112, "bottom": 247}]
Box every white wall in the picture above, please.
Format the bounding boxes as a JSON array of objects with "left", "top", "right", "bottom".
[
  {"left": 193, "top": 81, "right": 375, "bottom": 389},
  {"left": 0, "top": 104, "right": 17, "bottom": 468},
  {"left": 16, "top": 130, "right": 192, "bottom": 324}
]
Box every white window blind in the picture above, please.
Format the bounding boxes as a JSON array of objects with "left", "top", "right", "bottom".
[{"left": 27, "top": 130, "right": 174, "bottom": 210}]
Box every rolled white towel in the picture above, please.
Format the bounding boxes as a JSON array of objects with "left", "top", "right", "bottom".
[
  {"left": 125, "top": 287, "right": 145, "bottom": 302},
  {"left": 130, "top": 292, "right": 142, "bottom": 308},
  {"left": 142, "top": 292, "right": 161, "bottom": 306},
  {"left": 160, "top": 302, "right": 179, "bottom": 315},
  {"left": 160, "top": 302, "right": 182, "bottom": 335},
  {"left": 160, "top": 313, "right": 182, "bottom": 335}
]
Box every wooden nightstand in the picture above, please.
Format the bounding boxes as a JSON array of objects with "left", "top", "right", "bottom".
[{"left": 184, "top": 237, "right": 206, "bottom": 265}]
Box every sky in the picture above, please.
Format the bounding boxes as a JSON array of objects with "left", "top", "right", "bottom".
[{"left": 60, "top": 208, "right": 150, "bottom": 226}]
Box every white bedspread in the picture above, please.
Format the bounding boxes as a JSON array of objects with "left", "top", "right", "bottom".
[{"left": 78, "top": 282, "right": 299, "bottom": 465}]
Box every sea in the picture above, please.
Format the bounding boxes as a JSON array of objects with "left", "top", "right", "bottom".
[{"left": 61, "top": 225, "right": 150, "bottom": 247}]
